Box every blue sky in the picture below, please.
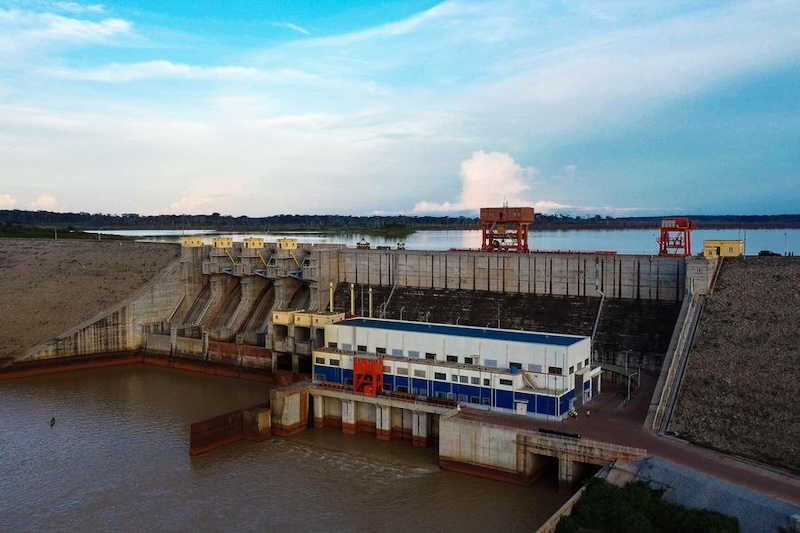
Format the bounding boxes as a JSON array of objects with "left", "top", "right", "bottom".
[{"left": 1, "top": 0, "right": 798, "bottom": 217}]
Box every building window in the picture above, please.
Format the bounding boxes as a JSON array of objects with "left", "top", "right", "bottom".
[
  {"left": 458, "top": 394, "right": 468, "bottom": 402},
  {"left": 414, "top": 369, "right": 426, "bottom": 378},
  {"left": 451, "top": 375, "right": 458, "bottom": 382},
  {"left": 383, "top": 365, "right": 392, "bottom": 373},
  {"left": 376, "top": 347, "right": 386, "bottom": 354},
  {"left": 464, "top": 357, "right": 474, "bottom": 365},
  {"left": 383, "top": 383, "right": 392, "bottom": 391},
  {"left": 408, "top": 350, "right": 419, "bottom": 358},
  {"left": 315, "top": 357, "right": 325, "bottom": 365},
  {"left": 482, "top": 398, "right": 490, "bottom": 406},
  {"left": 434, "top": 372, "right": 446, "bottom": 380},
  {"left": 499, "top": 379, "right": 513, "bottom": 386},
  {"left": 357, "top": 345, "right": 367, "bottom": 352},
  {"left": 528, "top": 363, "right": 542, "bottom": 372},
  {"left": 327, "top": 342, "right": 337, "bottom": 349},
  {"left": 483, "top": 378, "right": 490, "bottom": 386},
  {"left": 569, "top": 366, "right": 574, "bottom": 374},
  {"left": 425, "top": 353, "right": 436, "bottom": 360},
  {"left": 471, "top": 377, "right": 480, "bottom": 385},
  {"left": 342, "top": 343, "right": 352, "bottom": 351},
  {"left": 470, "top": 396, "right": 480, "bottom": 404},
  {"left": 446, "top": 355, "right": 458, "bottom": 363},
  {"left": 585, "top": 358, "right": 590, "bottom": 366},
  {"left": 459, "top": 376, "right": 468, "bottom": 383},
  {"left": 314, "top": 373, "right": 325, "bottom": 382},
  {"left": 510, "top": 362, "right": 522, "bottom": 372},
  {"left": 548, "top": 366, "right": 562, "bottom": 375},
  {"left": 392, "top": 348, "right": 404, "bottom": 356},
  {"left": 397, "top": 386, "right": 408, "bottom": 393},
  {"left": 484, "top": 359, "right": 498, "bottom": 367},
  {"left": 577, "top": 362, "right": 583, "bottom": 371},
  {"left": 329, "top": 359, "right": 340, "bottom": 367},
  {"left": 397, "top": 367, "right": 408, "bottom": 375}
]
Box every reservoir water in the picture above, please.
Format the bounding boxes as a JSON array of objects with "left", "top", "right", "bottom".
[
  {"left": 1, "top": 366, "right": 567, "bottom": 532},
  {"left": 96, "top": 228, "right": 800, "bottom": 256}
]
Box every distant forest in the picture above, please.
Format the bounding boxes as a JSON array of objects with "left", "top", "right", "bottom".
[{"left": 1, "top": 210, "right": 799, "bottom": 232}]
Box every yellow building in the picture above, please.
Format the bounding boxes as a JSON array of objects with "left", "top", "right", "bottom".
[
  {"left": 277, "top": 238, "right": 298, "bottom": 250},
  {"left": 212, "top": 236, "right": 234, "bottom": 249},
  {"left": 180, "top": 236, "right": 204, "bottom": 247},
  {"left": 703, "top": 239, "right": 744, "bottom": 258},
  {"left": 243, "top": 237, "right": 265, "bottom": 249}
]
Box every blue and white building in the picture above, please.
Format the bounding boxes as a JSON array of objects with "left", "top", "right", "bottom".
[{"left": 312, "top": 318, "right": 602, "bottom": 420}]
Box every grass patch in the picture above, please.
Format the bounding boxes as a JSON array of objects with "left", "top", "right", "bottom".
[{"left": 556, "top": 479, "right": 738, "bottom": 533}]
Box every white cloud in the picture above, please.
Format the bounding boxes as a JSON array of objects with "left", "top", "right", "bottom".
[
  {"left": 45, "top": 60, "right": 322, "bottom": 84},
  {"left": 0, "top": 193, "right": 17, "bottom": 208},
  {"left": 273, "top": 22, "right": 310, "bottom": 36},
  {"left": 54, "top": 3, "right": 105, "bottom": 14},
  {"left": 414, "top": 151, "right": 535, "bottom": 213},
  {"left": 167, "top": 182, "right": 251, "bottom": 215},
  {"left": 28, "top": 193, "right": 58, "bottom": 210}
]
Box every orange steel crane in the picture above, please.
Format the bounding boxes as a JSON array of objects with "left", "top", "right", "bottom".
[
  {"left": 480, "top": 206, "right": 535, "bottom": 252},
  {"left": 658, "top": 217, "right": 696, "bottom": 257}
]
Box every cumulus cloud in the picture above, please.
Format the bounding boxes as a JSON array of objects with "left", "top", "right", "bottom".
[
  {"left": 414, "top": 151, "right": 535, "bottom": 213},
  {"left": 0, "top": 193, "right": 17, "bottom": 208},
  {"left": 28, "top": 193, "right": 58, "bottom": 210}
]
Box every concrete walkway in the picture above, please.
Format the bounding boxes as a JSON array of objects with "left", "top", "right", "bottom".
[{"left": 457, "top": 375, "right": 800, "bottom": 507}]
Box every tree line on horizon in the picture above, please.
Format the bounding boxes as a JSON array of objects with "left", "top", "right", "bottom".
[{"left": 1, "top": 209, "right": 798, "bottom": 231}]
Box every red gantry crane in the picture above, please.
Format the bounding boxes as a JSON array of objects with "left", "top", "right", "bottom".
[
  {"left": 480, "top": 205, "right": 535, "bottom": 252},
  {"left": 658, "top": 217, "right": 696, "bottom": 257}
]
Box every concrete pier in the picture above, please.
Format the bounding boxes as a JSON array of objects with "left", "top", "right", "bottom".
[
  {"left": 309, "top": 385, "right": 451, "bottom": 448},
  {"left": 440, "top": 413, "right": 646, "bottom": 493}
]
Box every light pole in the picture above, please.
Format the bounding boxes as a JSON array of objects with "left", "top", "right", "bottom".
[{"left": 627, "top": 372, "right": 637, "bottom": 401}]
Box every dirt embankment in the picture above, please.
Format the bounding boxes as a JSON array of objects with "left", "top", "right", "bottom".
[
  {"left": 0, "top": 238, "right": 179, "bottom": 360},
  {"left": 671, "top": 256, "right": 800, "bottom": 473}
]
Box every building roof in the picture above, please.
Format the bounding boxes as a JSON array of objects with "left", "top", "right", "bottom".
[{"left": 335, "top": 318, "right": 586, "bottom": 347}]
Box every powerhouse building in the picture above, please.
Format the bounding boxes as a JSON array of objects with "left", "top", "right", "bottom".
[{"left": 312, "top": 318, "right": 602, "bottom": 420}]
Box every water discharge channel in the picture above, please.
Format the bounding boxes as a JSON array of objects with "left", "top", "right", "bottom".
[{"left": 1, "top": 365, "right": 568, "bottom": 531}]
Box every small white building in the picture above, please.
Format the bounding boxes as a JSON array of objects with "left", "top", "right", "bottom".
[{"left": 313, "top": 318, "right": 602, "bottom": 420}]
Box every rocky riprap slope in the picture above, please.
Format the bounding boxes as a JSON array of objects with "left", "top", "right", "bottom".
[
  {"left": 671, "top": 256, "right": 800, "bottom": 473},
  {"left": 0, "top": 239, "right": 179, "bottom": 360}
]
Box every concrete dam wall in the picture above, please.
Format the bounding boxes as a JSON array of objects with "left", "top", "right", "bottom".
[
  {"left": 307, "top": 250, "right": 695, "bottom": 312},
  {"left": 17, "top": 243, "right": 714, "bottom": 377}
]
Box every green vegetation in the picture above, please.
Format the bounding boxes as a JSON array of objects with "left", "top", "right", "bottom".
[
  {"left": 556, "top": 479, "right": 739, "bottom": 533},
  {"left": 2, "top": 209, "right": 799, "bottom": 233},
  {"left": 0, "top": 222, "right": 129, "bottom": 240}
]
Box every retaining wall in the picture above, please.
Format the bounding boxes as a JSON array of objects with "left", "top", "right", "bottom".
[{"left": 310, "top": 250, "right": 696, "bottom": 312}]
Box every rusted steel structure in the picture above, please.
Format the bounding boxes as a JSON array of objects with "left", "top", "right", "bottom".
[
  {"left": 658, "top": 217, "right": 696, "bottom": 257},
  {"left": 480, "top": 206, "right": 535, "bottom": 252}
]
